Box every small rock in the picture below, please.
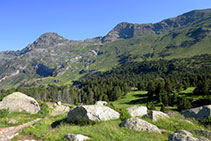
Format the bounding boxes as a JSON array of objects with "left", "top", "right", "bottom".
[
  {"left": 51, "top": 105, "right": 70, "bottom": 116},
  {"left": 57, "top": 101, "right": 62, "bottom": 106},
  {"left": 8, "top": 119, "right": 19, "bottom": 124},
  {"left": 120, "top": 117, "right": 161, "bottom": 134},
  {"left": 149, "top": 110, "right": 170, "bottom": 121},
  {"left": 169, "top": 130, "right": 209, "bottom": 141},
  {"left": 174, "top": 130, "right": 193, "bottom": 137},
  {"left": 193, "top": 130, "right": 211, "bottom": 139},
  {"left": 64, "top": 133, "right": 90, "bottom": 141},
  {"left": 95, "top": 101, "right": 108, "bottom": 106},
  {"left": 127, "top": 106, "right": 147, "bottom": 117}
]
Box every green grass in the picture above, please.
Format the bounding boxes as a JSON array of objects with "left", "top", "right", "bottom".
[
  {"left": 111, "top": 91, "right": 175, "bottom": 110},
  {"left": 14, "top": 112, "right": 211, "bottom": 141},
  {"left": 111, "top": 91, "right": 148, "bottom": 108},
  {"left": 0, "top": 112, "right": 40, "bottom": 127},
  {"left": 142, "top": 113, "right": 206, "bottom": 132},
  {"left": 180, "top": 87, "right": 195, "bottom": 94},
  {"left": 15, "top": 114, "right": 167, "bottom": 141}
]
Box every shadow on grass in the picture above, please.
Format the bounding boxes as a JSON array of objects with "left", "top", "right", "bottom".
[
  {"left": 51, "top": 118, "right": 67, "bottom": 128},
  {"left": 133, "top": 94, "right": 148, "bottom": 98},
  {"left": 124, "top": 98, "right": 148, "bottom": 105},
  {"left": 51, "top": 118, "right": 98, "bottom": 128}
]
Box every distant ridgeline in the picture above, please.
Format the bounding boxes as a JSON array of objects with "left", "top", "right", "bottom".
[{"left": 0, "top": 54, "right": 210, "bottom": 111}]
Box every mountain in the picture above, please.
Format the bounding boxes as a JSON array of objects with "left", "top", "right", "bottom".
[
  {"left": 102, "top": 9, "right": 211, "bottom": 43},
  {"left": 0, "top": 8, "right": 210, "bottom": 89}
]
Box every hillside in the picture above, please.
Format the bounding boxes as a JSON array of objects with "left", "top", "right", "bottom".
[{"left": 0, "top": 8, "right": 211, "bottom": 89}]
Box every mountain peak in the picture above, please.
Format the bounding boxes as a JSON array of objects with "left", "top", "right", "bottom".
[
  {"left": 35, "top": 32, "right": 68, "bottom": 46},
  {"left": 15, "top": 32, "right": 68, "bottom": 56},
  {"left": 102, "top": 9, "right": 211, "bottom": 43}
]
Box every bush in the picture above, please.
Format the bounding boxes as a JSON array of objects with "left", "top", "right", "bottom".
[
  {"left": 38, "top": 102, "right": 50, "bottom": 117},
  {"left": 160, "top": 103, "right": 166, "bottom": 112},
  {"left": 147, "top": 102, "right": 156, "bottom": 110},
  {"left": 106, "top": 103, "right": 131, "bottom": 121},
  {"left": 0, "top": 109, "right": 9, "bottom": 118},
  {"left": 199, "top": 117, "right": 211, "bottom": 126},
  {"left": 117, "top": 108, "right": 131, "bottom": 121},
  {"left": 177, "top": 97, "right": 192, "bottom": 112}
]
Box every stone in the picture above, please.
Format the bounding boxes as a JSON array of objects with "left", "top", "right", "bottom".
[
  {"left": 67, "top": 105, "right": 120, "bottom": 122},
  {"left": 120, "top": 117, "right": 161, "bottom": 134},
  {"left": 56, "top": 101, "right": 62, "bottom": 106},
  {"left": 64, "top": 134, "right": 90, "bottom": 141},
  {"left": 175, "top": 130, "right": 193, "bottom": 137},
  {"left": 149, "top": 110, "right": 170, "bottom": 121},
  {"left": 181, "top": 105, "right": 211, "bottom": 120},
  {"left": 127, "top": 106, "right": 147, "bottom": 117},
  {"left": 193, "top": 130, "right": 211, "bottom": 139},
  {"left": 51, "top": 105, "right": 70, "bottom": 116},
  {"left": 0, "top": 92, "right": 40, "bottom": 114},
  {"left": 169, "top": 130, "right": 209, "bottom": 141},
  {"left": 95, "top": 101, "right": 108, "bottom": 106},
  {"left": 7, "top": 119, "right": 18, "bottom": 124}
]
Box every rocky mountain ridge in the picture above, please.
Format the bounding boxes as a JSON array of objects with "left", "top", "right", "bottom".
[
  {"left": 0, "top": 8, "right": 210, "bottom": 89},
  {"left": 1, "top": 8, "right": 210, "bottom": 56}
]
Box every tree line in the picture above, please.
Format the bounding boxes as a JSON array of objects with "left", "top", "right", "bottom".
[{"left": 0, "top": 54, "right": 210, "bottom": 111}]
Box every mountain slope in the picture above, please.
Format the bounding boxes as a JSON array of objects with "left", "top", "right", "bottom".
[
  {"left": 0, "top": 8, "right": 210, "bottom": 89},
  {"left": 102, "top": 8, "right": 211, "bottom": 43}
]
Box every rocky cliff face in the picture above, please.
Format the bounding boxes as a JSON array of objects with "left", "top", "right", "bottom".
[
  {"left": 102, "top": 9, "right": 211, "bottom": 43},
  {"left": 19, "top": 32, "right": 68, "bottom": 55}
]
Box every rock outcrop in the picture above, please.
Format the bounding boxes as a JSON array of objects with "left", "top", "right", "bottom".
[
  {"left": 120, "top": 117, "right": 161, "bottom": 134},
  {"left": 64, "top": 134, "right": 90, "bottom": 141},
  {"left": 95, "top": 101, "right": 108, "bottom": 106},
  {"left": 0, "top": 92, "right": 40, "bottom": 114},
  {"left": 193, "top": 130, "right": 211, "bottom": 139},
  {"left": 67, "top": 105, "right": 120, "bottom": 122},
  {"left": 51, "top": 104, "right": 70, "bottom": 116},
  {"left": 181, "top": 105, "right": 211, "bottom": 120},
  {"left": 169, "top": 130, "right": 209, "bottom": 141},
  {"left": 149, "top": 110, "right": 170, "bottom": 121},
  {"left": 127, "top": 106, "right": 147, "bottom": 117}
]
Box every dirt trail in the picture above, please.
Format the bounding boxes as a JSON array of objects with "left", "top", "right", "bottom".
[{"left": 0, "top": 118, "right": 41, "bottom": 141}]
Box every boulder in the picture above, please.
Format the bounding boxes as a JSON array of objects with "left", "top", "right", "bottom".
[
  {"left": 181, "top": 105, "right": 211, "bottom": 120},
  {"left": 193, "top": 130, "right": 211, "bottom": 139},
  {"left": 0, "top": 92, "right": 40, "bottom": 114},
  {"left": 120, "top": 117, "right": 161, "bottom": 134},
  {"left": 64, "top": 134, "right": 90, "bottom": 141},
  {"left": 95, "top": 101, "right": 108, "bottom": 106},
  {"left": 7, "top": 119, "right": 18, "bottom": 124},
  {"left": 127, "top": 106, "right": 147, "bottom": 117},
  {"left": 149, "top": 110, "right": 170, "bottom": 121},
  {"left": 51, "top": 105, "right": 70, "bottom": 116},
  {"left": 67, "top": 105, "right": 120, "bottom": 122},
  {"left": 169, "top": 130, "right": 209, "bottom": 141}
]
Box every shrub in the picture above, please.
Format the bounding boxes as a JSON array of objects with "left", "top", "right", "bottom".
[
  {"left": 0, "top": 109, "right": 9, "bottom": 118},
  {"left": 116, "top": 108, "right": 131, "bottom": 121},
  {"left": 177, "top": 97, "right": 192, "bottom": 112},
  {"left": 106, "top": 103, "right": 131, "bottom": 121},
  {"left": 147, "top": 102, "right": 156, "bottom": 110},
  {"left": 160, "top": 103, "right": 166, "bottom": 112},
  {"left": 38, "top": 102, "right": 50, "bottom": 117}
]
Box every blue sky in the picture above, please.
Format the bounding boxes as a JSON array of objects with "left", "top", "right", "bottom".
[{"left": 0, "top": 0, "right": 210, "bottom": 51}]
